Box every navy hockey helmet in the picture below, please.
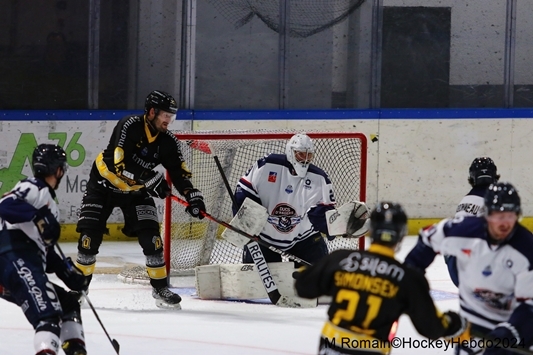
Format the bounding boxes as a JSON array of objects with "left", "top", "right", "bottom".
[
  {"left": 144, "top": 90, "right": 178, "bottom": 115},
  {"left": 468, "top": 157, "right": 499, "bottom": 187},
  {"left": 369, "top": 201, "right": 408, "bottom": 246},
  {"left": 484, "top": 182, "right": 521, "bottom": 215},
  {"left": 32, "top": 144, "right": 67, "bottom": 178}
]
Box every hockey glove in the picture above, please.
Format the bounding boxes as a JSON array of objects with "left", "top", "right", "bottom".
[
  {"left": 33, "top": 205, "right": 61, "bottom": 246},
  {"left": 143, "top": 170, "right": 171, "bottom": 199},
  {"left": 56, "top": 257, "right": 90, "bottom": 292},
  {"left": 185, "top": 188, "right": 206, "bottom": 219},
  {"left": 442, "top": 311, "right": 469, "bottom": 340}
]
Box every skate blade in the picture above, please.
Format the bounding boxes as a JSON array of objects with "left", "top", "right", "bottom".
[{"left": 155, "top": 299, "right": 182, "bottom": 310}]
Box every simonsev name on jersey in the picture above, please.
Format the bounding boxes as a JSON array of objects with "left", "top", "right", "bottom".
[
  {"left": 235, "top": 153, "right": 335, "bottom": 250},
  {"left": 295, "top": 245, "right": 457, "bottom": 345}
]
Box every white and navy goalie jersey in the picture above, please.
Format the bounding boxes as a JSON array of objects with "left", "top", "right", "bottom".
[
  {"left": 455, "top": 185, "right": 487, "bottom": 217},
  {"left": 234, "top": 153, "right": 336, "bottom": 250},
  {"left": 0, "top": 177, "right": 59, "bottom": 255},
  {"left": 405, "top": 216, "right": 533, "bottom": 330}
]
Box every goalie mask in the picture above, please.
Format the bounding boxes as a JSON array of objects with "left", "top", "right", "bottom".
[
  {"left": 285, "top": 133, "right": 315, "bottom": 178},
  {"left": 468, "top": 157, "right": 499, "bottom": 187},
  {"left": 484, "top": 182, "right": 521, "bottom": 215},
  {"left": 369, "top": 202, "right": 407, "bottom": 247}
]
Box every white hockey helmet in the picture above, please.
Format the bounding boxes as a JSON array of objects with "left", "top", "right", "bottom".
[{"left": 285, "top": 133, "right": 315, "bottom": 178}]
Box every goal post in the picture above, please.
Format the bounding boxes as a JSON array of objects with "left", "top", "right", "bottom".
[{"left": 162, "top": 130, "right": 367, "bottom": 275}]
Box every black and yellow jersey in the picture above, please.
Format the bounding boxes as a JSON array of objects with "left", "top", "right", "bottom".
[
  {"left": 295, "top": 244, "right": 452, "bottom": 344},
  {"left": 91, "top": 114, "right": 193, "bottom": 194}
]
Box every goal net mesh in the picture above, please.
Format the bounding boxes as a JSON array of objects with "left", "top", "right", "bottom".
[
  {"left": 162, "top": 130, "right": 367, "bottom": 275},
  {"left": 205, "top": 0, "right": 366, "bottom": 38}
]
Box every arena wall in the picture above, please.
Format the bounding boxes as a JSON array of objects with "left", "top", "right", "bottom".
[{"left": 1, "top": 108, "right": 532, "bottom": 239}]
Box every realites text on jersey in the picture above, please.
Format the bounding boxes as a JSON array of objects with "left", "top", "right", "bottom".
[{"left": 235, "top": 154, "right": 335, "bottom": 249}]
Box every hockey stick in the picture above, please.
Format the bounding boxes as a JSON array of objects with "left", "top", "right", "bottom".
[
  {"left": 55, "top": 244, "right": 121, "bottom": 354},
  {"left": 212, "top": 156, "right": 306, "bottom": 307},
  {"left": 172, "top": 194, "right": 311, "bottom": 266}
]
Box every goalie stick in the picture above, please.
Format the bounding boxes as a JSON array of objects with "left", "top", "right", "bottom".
[
  {"left": 212, "top": 156, "right": 313, "bottom": 308},
  {"left": 55, "top": 244, "right": 121, "bottom": 354}
]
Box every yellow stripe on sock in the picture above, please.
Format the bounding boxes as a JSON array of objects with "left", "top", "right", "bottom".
[
  {"left": 147, "top": 266, "right": 167, "bottom": 280},
  {"left": 75, "top": 262, "right": 95, "bottom": 276}
]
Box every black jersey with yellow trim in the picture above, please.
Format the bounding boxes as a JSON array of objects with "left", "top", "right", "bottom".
[
  {"left": 295, "top": 244, "right": 452, "bottom": 342},
  {"left": 94, "top": 114, "right": 194, "bottom": 194}
]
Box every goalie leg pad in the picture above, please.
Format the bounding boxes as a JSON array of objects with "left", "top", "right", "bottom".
[{"left": 195, "top": 262, "right": 317, "bottom": 307}]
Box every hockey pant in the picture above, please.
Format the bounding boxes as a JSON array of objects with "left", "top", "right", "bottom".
[
  {"left": 76, "top": 177, "right": 169, "bottom": 289},
  {"left": 243, "top": 233, "right": 328, "bottom": 267}
]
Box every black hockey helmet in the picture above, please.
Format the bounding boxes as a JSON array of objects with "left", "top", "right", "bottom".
[
  {"left": 484, "top": 182, "right": 521, "bottom": 215},
  {"left": 32, "top": 144, "right": 67, "bottom": 178},
  {"left": 468, "top": 157, "right": 499, "bottom": 187},
  {"left": 144, "top": 90, "right": 178, "bottom": 115},
  {"left": 369, "top": 201, "right": 408, "bottom": 246}
]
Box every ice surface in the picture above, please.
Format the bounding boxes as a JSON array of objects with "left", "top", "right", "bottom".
[{"left": 0, "top": 236, "right": 459, "bottom": 354}]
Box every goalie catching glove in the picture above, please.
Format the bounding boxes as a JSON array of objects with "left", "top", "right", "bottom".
[
  {"left": 143, "top": 170, "right": 171, "bottom": 199},
  {"left": 326, "top": 201, "right": 370, "bottom": 238},
  {"left": 185, "top": 188, "right": 206, "bottom": 219},
  {"left": 33, "top": 205, "right": 61, "bottom": 246}
]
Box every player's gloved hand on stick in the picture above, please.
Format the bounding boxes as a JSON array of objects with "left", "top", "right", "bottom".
[
  {"left": 442, "top": 311, "right": 469, "bottom": 339},
  {"left": 185, "top": 188, "right": 206, "bottom": 219},
  {"left": 143, "top": 170, "right": 171, "bottom": 199},
  {"left": 56, "top": 257, "right": 90, "bottom": 292},
  {"left": 33, "top": 205, "right": 60, "bottom": 246}
]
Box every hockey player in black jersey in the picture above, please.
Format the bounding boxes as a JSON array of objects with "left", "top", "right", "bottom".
[
  {"left": 74, "top": 90, "right": 206, "bottom": 309},
  {"left": 294, "top": 202, "right": 465, "bottom": 355},
  {"left": 0, "top": 144, "right": 89, "bottom": 355}
]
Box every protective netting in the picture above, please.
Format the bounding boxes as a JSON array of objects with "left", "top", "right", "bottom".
[
  {"left": 205, "top": 0, "right": 366, "bottom": 38},
  {"left": 162, "top": 130, "right": 367, "bottom": 275}
]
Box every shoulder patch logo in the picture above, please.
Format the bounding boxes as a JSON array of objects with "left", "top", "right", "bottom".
[
  {"left": 461, "top": 248, "right": 472, "bottom": 257},
  {"left": 268, "top": 171, "right": 277, "bottom": 183}
]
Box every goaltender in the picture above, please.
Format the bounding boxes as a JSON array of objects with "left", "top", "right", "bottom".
[{"left": 294, "top": 201, "right": 465, "bottom": 354}]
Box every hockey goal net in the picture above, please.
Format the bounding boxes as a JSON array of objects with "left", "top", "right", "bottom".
[{"left": 159, "top": 130, "right": 367, "bottom": 276}]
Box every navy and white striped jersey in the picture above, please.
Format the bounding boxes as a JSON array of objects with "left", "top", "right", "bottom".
[
  {"left": 0, "top": 177, "right": 59, "bottom": 255},
  {"left": 234, "top": 153, "right": 336, "bottom": 250},
  {"left": 405, "top": 216, "right": 533, "bottom": 330}
]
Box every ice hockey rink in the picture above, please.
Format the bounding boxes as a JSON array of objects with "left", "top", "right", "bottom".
[{"left": 0, "top": 236, "right": 460, "bottom": 355}]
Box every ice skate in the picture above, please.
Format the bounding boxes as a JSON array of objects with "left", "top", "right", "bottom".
[{"left": 152, "top": 286, "right": 182, "bottom": 309}]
